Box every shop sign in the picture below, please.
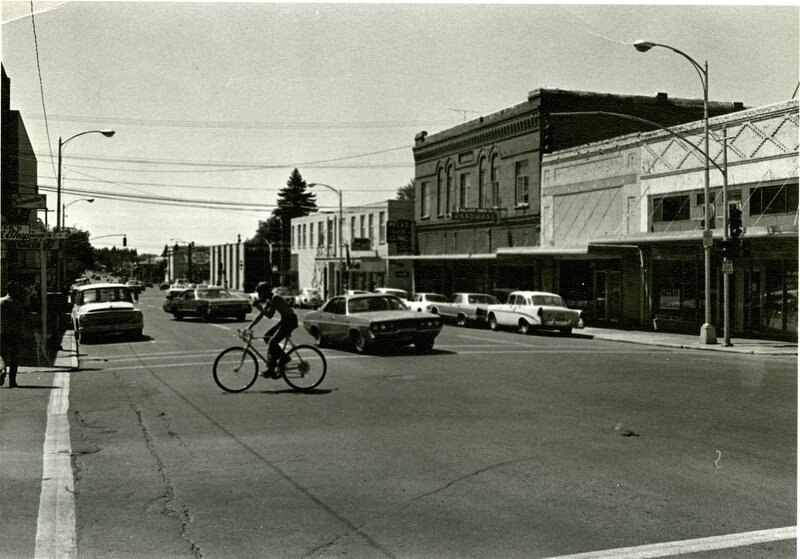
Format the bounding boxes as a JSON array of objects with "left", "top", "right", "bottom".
[
  {"left": 2, "top": 224, "right": 30, "bottom": 240},
  {"left": 12, "top": 193, "right": 47, "bottom": 209},
  {"left": 451, "top": 208, "right": 498, "bottom": 222}
]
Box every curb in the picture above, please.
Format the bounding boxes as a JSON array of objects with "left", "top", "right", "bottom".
[
  {"left": 586, "top": 331, "right": 797, "bottom": 356},
  {"left": 52, "top": 329, "right": 79, "bottom": 370}
]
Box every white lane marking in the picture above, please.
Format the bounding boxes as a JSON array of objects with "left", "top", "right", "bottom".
[
  {"left": 540, "top": 526, "right": 796, "bottom": 558},
  {"left": 209, "top": 324, "right": 232, "bottom": 330},
  {"left": 35, "top": 371, "right": 76, "bottom": 559}
]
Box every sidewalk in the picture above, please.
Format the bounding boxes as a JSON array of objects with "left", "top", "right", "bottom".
[{"left": 582, "top": 326, "right": 798, "bottom": 356}]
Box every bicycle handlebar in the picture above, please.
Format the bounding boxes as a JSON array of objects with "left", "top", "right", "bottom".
[{"left": 236, "top": 328, "right": 254, "bottom": 343}]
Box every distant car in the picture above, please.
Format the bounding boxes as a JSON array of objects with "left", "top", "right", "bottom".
[
  {"left": 486, "top": 291, "right": 583, "bottom": 335},
  {"left": 372, "top": 287, "right": 409, "bottom": 302},
  {"left": 303, "top": 293, "right": 442, "bottom": 353},
  {"left": 406, "top": 292, "right": 450, "bottom": 313},
  {"left": 71, "top": 282, "right": 144, "bottom": 342},
  {"left": 166, "top": 282, "right": 195, "bottom": 300},
  {"left": 295, "top": 287, "right": 323, "bottom": 309},
  {"left": 272, "top": 286, "right": 295, "bottom": 307},
  {"left": 436, "top": 292, "right": 500, "bottom": 327},
  {"left": 163, "top": 286, "right": 251, "bottom": 321}
]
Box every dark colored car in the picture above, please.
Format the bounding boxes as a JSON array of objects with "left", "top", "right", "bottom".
[
  {"left": 303, "top": 294, "right": 442, "bottom": 353},
  {"left": 163, "top": 287, "right": 252, "bottom": 321}
]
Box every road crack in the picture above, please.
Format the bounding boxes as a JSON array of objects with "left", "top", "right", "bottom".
[
  {"left": 135, "top": 405, "right": 204, "bottom": 558},
  {"left": 412, "top": 456, "right": 536, "bottom": 501}
]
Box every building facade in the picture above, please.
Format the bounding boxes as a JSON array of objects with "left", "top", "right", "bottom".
[
  {"left": 541, "top": 99, "right": 798, "bottom": 339},
  {"left": 409, "top": 88, "right": 744, "bottom": 297},
  {"left": 292, "top": 200, "right": 414, "bottom": 300}
]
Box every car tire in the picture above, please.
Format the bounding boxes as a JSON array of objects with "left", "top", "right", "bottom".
[
  {"left": 236, "top": 313, "right": 246, "bottom": 322},
  {"left": 430, "top": 307, "right": 439, "bottom": 314},
  {"left": 518, "top": 320, "right": 530, "bottom": 335},
  {"left": 174, "top": 311, "right": 183, "bottom": 321},
  {"left": 351, "top": 330, "right": 369, "bottom": 354},
  {"left": 313, "top": 329, "right": 326, "bottom": 348},
  {"left": 560, "top": 327, "right": 573, "bottom": 336},
  {"left": 414, "top": 337, "right": 435, "bottom": 353},
  {"left": 488, "top": 314, "right": 499, "bottom": 331},
  {"left": 456, "top": 314, "right": 467, "bottom": 327},
  {"left": 203, "top": 307, "right": 214, "bottom": 322}
]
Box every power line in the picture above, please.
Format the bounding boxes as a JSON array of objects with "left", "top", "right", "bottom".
[
  {"left": 29, "top": 1, "right": 56, "bottom": 180},
  {"left": 20, "top": 112, "right": 454, "bottom": 130},
  {"left": 13, "top": 144, "right": 413, "bottom": 171}
]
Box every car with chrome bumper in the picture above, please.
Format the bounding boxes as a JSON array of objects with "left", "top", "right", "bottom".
[
  {"left": 71, "top": 282, "right": 144, "bottom": 342},
  {"left": 164, "top": 286, "right": 252, "bottom": 321},
  {"left": 486, "top": 291, "right": 583, "bottom": 335},
  {"left": 303, "top": 293, "right": 442, "bottom": 353}
]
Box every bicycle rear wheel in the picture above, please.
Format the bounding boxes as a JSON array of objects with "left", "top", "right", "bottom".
[
  {"left": 213, "top": 346, "right": 259, "bottom": 393},
  {"left": 280, "top": 344, "right": 327, "bottom": 391}
]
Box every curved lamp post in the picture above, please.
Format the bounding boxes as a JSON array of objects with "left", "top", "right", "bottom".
[
  {"left": 55, "top": 129, "right": 114, "bottom": 295},
  {"left": 62, "top": 197, "right": 94, "bottom": 226},
  {"left": 634, "top": 40, "right": 716, "bottom": 344},
  {"left": 308, "top": 183, "right": 343, "bottom": 296}
]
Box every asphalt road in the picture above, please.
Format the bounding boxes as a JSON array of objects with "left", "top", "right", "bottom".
[{"left": 29, "top": 290, "right": 800, "bottom": 557}]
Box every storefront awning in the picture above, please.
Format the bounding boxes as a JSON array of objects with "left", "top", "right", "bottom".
[
  {"left": 384, "top": 253, "right": 497, "bottom": 261},
  {"left": 496, "top": 246, "right": 589, "bottom": 256}
]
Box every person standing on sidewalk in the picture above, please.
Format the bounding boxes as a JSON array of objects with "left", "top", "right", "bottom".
[{"left": 0, "top": 281, "right": 23, "bottom": 388}]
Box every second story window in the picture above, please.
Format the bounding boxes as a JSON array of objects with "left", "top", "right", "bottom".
[
  {"left": 360, "top": 215, "right": 366, "bottom": 238},
  {"left": 437, "top": 168, "right": 444, "bottom": 217},
  {"left": 478, "top": 157, "right": 486, "bottom": 209},
  {"left": 309, "top": 223, "right": 315, "bottom": 247},
  {"left": 368, "top": 214, "right": 375, "bottom": 241},
  {"left": 459, "top": 173, "right": 470, "bottom": 209},
  {"left": 749, "top": 183, "right": 799, "bottom": 215},
  {"left": 653, "top": 194, "right": 690, "bottom": 222},
  {"left": 446, "top": 164, "right": 454, "bottom": 213},
  {"left": 515, "top": 160, "right": 529, "bottom": 206},
  {"left": 350, "top": 216, "right": 357, "bottom": 242},
  {"left": 420, "top": 182, "right": 430, "bottom": 218},
  {"left": 490, "top": 153, "right": 500, "bottom": 207},
  {"left": 379, "top": 211, "right": 386, "bottom": 243}
]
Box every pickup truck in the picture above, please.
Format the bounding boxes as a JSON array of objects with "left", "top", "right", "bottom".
[{"left": 436, "top": 292, "right": 500, "bottom": 327}]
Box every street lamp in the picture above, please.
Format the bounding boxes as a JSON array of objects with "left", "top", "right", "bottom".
[
  {"left": 634, "top": 40, "right": 716, "bottom": 344},
  {"left": 308, "top": 183, "right": 343, "bottom": 296},
  {"left": 62, "top": 197, "right": 94, "bottom": 226},
  {"left": 57, "top": 130, "right": 115, "bottom": 231},
  {"left": 55, "top": 129, "right": 114, "bottom": 297}
]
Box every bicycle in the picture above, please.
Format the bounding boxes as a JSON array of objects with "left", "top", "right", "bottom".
[{"left": 212, "top": 328, "right": 327, "bottom": 392}]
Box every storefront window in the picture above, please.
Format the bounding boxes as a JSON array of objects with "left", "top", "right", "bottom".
[{"left": 764, "top": 260, "right": 798, "bottom": 334}]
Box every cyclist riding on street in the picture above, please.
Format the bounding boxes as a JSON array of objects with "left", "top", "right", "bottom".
[{"left": 248, "top": 281, "right": 298, "bottom": 378}]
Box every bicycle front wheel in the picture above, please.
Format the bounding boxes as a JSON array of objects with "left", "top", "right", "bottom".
[
  {"left": 280, "top": 344, "right": 327, "bottom": 391},
  {"left": 213, "top": 346, "right": 259, "bottom": 393}
]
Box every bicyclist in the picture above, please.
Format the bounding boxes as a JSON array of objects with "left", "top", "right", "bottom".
[{"left": 248, "top": 281, "right": 298, "bottom": 378}]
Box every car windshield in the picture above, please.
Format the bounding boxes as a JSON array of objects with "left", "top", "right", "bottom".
[
  {"left": 348, "top": 296, "right": 406, "bottom": 313},
  {"left": 532, "top": 295, "right": 566, "bottom": 307},
  {"left": 468, "top": 294, "right": 499, "bottom": 304},
  {"left": 196, "top": 289, "right": 231, "bottom": 299},
  {"left": 80, "top": 287, "right": 133, "bottom": 304}
]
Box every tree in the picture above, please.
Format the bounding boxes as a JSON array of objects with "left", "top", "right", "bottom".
[
  {"left": 274, "top": 168, "right": 317, "bottom": 222},
  {"left": 396, "top": 179, "right": 415, "bottom": 201}
]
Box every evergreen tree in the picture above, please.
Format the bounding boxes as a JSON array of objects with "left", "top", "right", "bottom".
[
  {"left": 396, "top": 179, "right": 415, "bottom": 201},
  {"left": 274, "top": 168, "right": 317, "bottom": 222}
]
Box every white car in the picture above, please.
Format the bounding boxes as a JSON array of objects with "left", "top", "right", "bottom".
[
  {"left": 295, "top": 287, "right": 323, "bottom": 309},
  {"left": 71, "top": 282, "right": 144, "bottom": 342},
  {"left": 486, "top": 291, "right": 583, "bottom": 335},
  {"left": 406, "top": 292, "right": 450, "bottom": 313},
  {"left": 372, "top": 287, "right": 409, "bottom": 302}
]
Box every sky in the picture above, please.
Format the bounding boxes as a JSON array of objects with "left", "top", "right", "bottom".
[{"left": 2, "top": 1, "right": 798, "bottom": 255}]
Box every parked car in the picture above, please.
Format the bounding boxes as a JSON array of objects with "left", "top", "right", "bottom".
[
  {"left": 163, "top": 286, "right": 252, "bottom": 321},
  {"left": 486, "top": 291, "right": 583, "bottom": 335},
  {"left": 406, "top": 292, "right": 450, "bottom": 313},
  {"left": 372, "top": 287, "right": 409, "bottom": 302},
  {"left": 436, "top": 292, "right": 500, "bottom": 327},
  {"left": 344, "top": 289, "right": 370, "bottom": 296},
  {"left": 71, "top": 282, "right": 144, "bottom": 342},
  {"left": 303, "top": 293, "right": 442, "bottom": 353},
  {"left": 166, "top": 282, "right": 196, "bottom": 300},
  {"left": 295, "top": 287, "right": 323, "bottom": 309}
]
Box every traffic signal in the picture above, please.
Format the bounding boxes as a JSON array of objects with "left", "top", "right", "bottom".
[
  {"left": 729, "top": 207, "right": 743, "bottom": 238},
  {"left": 542, "top": 119, "right": 554, "bottom": 154},
  {"left": 122, "top": 235, "right": 127, "bottom": 247}
]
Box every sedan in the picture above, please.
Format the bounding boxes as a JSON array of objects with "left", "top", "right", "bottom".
[
  {"left": 163, "top": 287, "right": 252, "bottom": 321},
  {"left": 486, "top": 291, "right": 583, "bottom": 335},
  {"left": 303, "top": 294, "right": 442, "bottom": 353},
  {"left": 71, "top": 282, "right": 144, "bottom": 342}
]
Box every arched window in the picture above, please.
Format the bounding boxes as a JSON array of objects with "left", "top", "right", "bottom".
[
  {"left": 478, "top": 156, "right": 487, "bottom": 209},
  {"left": 490, "top": 153, "right": 500, "bottom": 207},
  {"left": 446, "top": 164, "right": 454, "bottom": 214},
  {"left": 436, "top": 168, "right": 444, "bottom": 217}
]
